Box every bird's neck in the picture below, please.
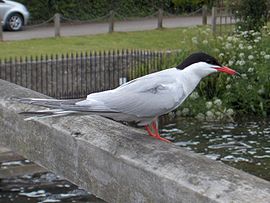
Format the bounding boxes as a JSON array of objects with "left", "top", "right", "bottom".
[{"left": 181, "top": 68, "right": 203, "bottom": 94}]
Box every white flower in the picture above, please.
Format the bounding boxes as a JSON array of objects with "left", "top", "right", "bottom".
[
  {"left": 239, "top": 60, "right": 246, "bottom": 66},
  {"left": 215, "top": 111, "right": 224, "bottom": 119},
  {"left": 254, "top": 39, "right": 259, "bottom": 43},
  {"left": 247, "top": 45, "right": 253, "bottom": 50},
  {"left": 247, "top": 85, "right": 253, "bottom": 90},
  {"left": 190, "top": 92, "right": 199, "bottom": 100},
  {"left": 182, "top": 108, "right": 190, "bottom": 116},
  {"left": 213, "top": 48, "right": 220, "bottom": 53},
  {"left": 195, "top": 113, "right": 205, "bottom": 121},
  {"left": 227, "top": 36, "right": 233, "bottom": 41},
  {"left": 206, "top": 111, "right": 214, "bottom": 117},
  {"left": 215, "top": 111, "right": 221, "bottom": 116},
  {"left": 258, "top": 88, "right": 265, "bottom": 95},
  {"left": 214, "top": 99, "right": 222, "bottom": 107},
  {"left": 260, "top": 51, "right": 266, "bottom": 56},
  {"left": 248, "top": 68, "right": 254, "bottom": 73},
  {"left": 219, "top": 53, "right": 224, "bottom": 58},
  {"left": 241, "top": 73, "right": 247, "bottom": 79},
  {"left": 217, "top": 36, "right": 223, "bottom": 41},
  {"left": 192, "top": 37, "right": 198, "bottom": 44},
  {"left": 232, "top": 36, "right": 239, "bottom": 43},
  {"left": 225, "top": 43, "right": 232, "bottom": 49},
  {"left": 264, "top": 55, "right": 270, "bottom": 59},
  {"left": 206, "top": 101, "right": 213, "bottom": 109},
  {"left": 206, "top": 111, "right": 215, "bottom": 121},
  {"left": 239, "top": 44, "right": 244, "bottom": 49},
  {"left": 242, "top": 31, "right": 249, "bottom": 35},
  {"left": 226, "top": 108, "right": 234, "bottom": 116},
  {"left": 176, "top": 110, "right": 181, "bottom": 117},
  {"left": 239, "top": 53, "right": 245, "bottom": 58},
  {"left": 228, "top": 60, "right": 234, "bottom": 66},
  {"left": 248, "top": 55, "right": 254, "bottom": 60},
  {"left": 226, "top": 84, "right": 231, "bottom": 89},
  {"left": 202, "top": 40, "right": 208, "bottom": 44},
  {"left": 202, "top": 30, "right": 208, "bottom": 35}
]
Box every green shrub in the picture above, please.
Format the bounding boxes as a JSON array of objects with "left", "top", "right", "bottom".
[
  {"left": 17, "top": 0, "right": 210, "bottom": 21},
  {"left": 17, "top": 0, "right": 176, "bottom": 21},
  {"left": 231, "top": 0, "right": 268, "bottom": 32},
  {"left": 172, "top": 0, "right": 215, "bottom": 12},
  {"left": 171, "top": 26, "right": 270, "bottom": 121}
]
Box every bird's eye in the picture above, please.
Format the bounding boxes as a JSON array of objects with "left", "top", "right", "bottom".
[{"left": 205, "top": 59, "right": 212, "bottom": 64}]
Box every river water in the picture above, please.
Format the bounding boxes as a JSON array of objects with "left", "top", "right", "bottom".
[
  {"left": 0, "top": 118, "right": 269, "bottom": 202},
  {"left": 161, "top": 117, "right": 270, "bottom": 181}
]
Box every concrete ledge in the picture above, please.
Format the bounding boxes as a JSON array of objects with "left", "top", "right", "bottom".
[{"left": 0, "top": 79, "right": 270, "bottom": 203}]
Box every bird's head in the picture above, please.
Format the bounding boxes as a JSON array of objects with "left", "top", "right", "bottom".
[{"left": 176, "top": 52, "right": 239, "bottom": 78}]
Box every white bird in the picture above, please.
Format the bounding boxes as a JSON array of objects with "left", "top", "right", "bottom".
[{"left": 15, "top": 52, "right": 239, "bottom": 142}]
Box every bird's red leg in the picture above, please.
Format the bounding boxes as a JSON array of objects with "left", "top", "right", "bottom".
[
  {"left": 145, "top": 125, "right": 157, "bottom": 137},
  {"left": 153, "top": 122, "right": 171, "bottom": 143},
  {"left": 145, "top": 120, "right": 171, "bottom": 143}
]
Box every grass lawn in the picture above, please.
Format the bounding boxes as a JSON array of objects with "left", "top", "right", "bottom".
[{"left": 0, "top": 27, "right": 208, "bottom": 59}]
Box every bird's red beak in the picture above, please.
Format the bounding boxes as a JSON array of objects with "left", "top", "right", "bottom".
[{"left": 214, "top": 66, "right": 239, "bottom": 75}]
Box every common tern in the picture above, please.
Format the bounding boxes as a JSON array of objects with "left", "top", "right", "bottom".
[{"left": 14, "top": 52, "right": 239, "bottom": 142}]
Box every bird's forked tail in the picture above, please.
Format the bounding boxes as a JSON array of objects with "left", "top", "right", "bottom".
[{"left": 11, "top": 97, "right": 87, "bottom": 120}]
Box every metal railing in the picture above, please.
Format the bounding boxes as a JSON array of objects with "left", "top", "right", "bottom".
[{"left": 0, "top": 50, "right": 177, "bottom": 99}]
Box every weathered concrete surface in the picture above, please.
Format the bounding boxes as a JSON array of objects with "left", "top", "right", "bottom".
[{"left": 0, "top": 79, "right": 270, "bottom": 203}]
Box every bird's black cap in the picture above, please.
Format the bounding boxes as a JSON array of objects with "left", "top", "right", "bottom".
[{"left": 176, "top": 52, "right": 222, "bottom": 70}]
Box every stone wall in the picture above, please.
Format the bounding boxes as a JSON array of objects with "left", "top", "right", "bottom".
[{"left": 1, "top": 79, "right": 270, "bottom": 203}]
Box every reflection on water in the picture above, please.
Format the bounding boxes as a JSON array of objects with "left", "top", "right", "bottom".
[
  {"left": 161, "top": 117, "right": 270, "bottom": 181},
  {"left": 0, "top": 163, "right": 105, "bottom": 203}
]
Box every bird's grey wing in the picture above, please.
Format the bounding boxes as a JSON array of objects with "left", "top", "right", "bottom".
[
  {"left": 15, "top": 70, "right": 186, "bottom": 121},
  {"left": 85, "top": 77, "right": 186, "bottom": 118}
]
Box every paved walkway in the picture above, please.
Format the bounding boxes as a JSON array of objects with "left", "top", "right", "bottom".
[{"left": 3, "top": 16, "right": 211, "bottom": 41}]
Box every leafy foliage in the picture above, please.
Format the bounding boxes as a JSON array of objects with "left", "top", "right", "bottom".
[
  {"left": 16, "top": 0, "right": 219, "bottom": 21},
  {"left": 231, "top": 0, "right": 268, "bottom": 32},
  {"left": 172, "top": 0, "right": 215, "bottom": 11},
  {"left": 17, "top": 0, "right": 177, "bottom": 21}
]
